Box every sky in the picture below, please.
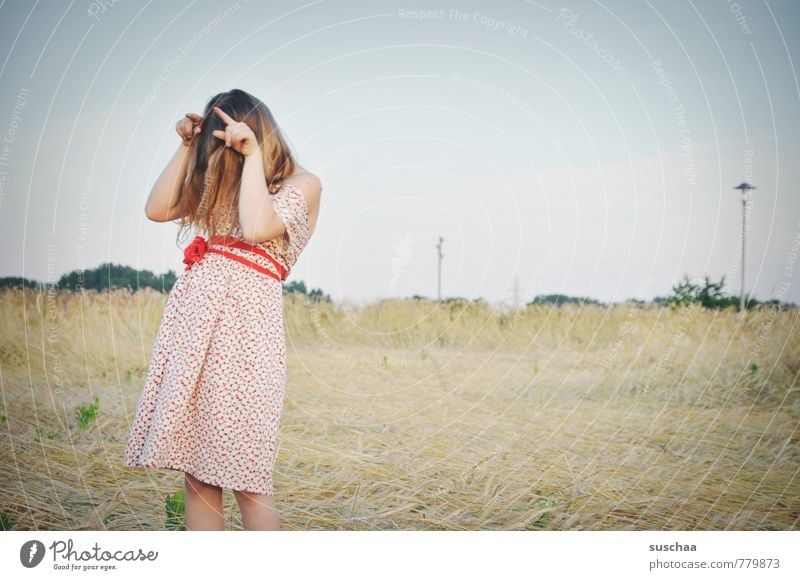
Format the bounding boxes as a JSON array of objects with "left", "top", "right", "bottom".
[{"left": 0, "top": 0, "right": 799, "bottom": 306}]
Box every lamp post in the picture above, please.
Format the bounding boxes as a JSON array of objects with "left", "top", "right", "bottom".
[{"left": 733, "top": 182, "right": 756, "bottom": 317}]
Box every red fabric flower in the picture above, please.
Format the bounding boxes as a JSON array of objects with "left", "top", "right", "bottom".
[{"left": 183, "top": 236, "right": 208, "bottom": 271}]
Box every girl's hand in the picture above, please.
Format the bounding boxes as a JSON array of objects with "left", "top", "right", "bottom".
[
  {"left": 211, "top": 106, "right": 260, "bottom": 157},
  {"left": 176, "top": 112, "right": 203, "bottom": 146}
]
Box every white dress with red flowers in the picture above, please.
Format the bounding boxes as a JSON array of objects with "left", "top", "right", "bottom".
[{"left": 123, "top": 183, "right": 311, "bottom": 495}]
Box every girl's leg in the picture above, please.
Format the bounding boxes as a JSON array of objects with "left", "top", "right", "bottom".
[
  {"left": 184, "top": 472, "right": 224, "bottom": 531},
  {"left": 233, "top": 489, "right": 280, "bottom": 530}
]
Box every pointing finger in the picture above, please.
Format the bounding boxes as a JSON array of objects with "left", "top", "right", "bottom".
[
  {"left": 212, "top": 106, "right": 235, "bottom": 126},
  {"left": 212, "top": 129, "right": 226, "bottom": 141}
]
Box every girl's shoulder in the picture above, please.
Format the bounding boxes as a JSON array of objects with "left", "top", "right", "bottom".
[
  {"left": 281, "top": 171, "right": 322, "bottom": 195},
  {"left": 280, "top": 172, "right": 322, "bottom": 212}
]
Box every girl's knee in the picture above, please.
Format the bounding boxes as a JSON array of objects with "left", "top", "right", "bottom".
[
  {"left": 233, "top": 489, "right": 257, "bottom": 501},
  {"left": 233, "top": 488, "right": 273, "bottom": 505},
  {"left": 185, "top": 472, "right": 221, "bottom": 494}
]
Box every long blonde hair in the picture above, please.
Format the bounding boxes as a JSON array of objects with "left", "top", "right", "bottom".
[{"left": 176, "top": 89, "right": 295, "bottom": 242}]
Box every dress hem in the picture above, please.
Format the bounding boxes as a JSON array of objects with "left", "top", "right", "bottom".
[{"left": 124, "top": 459, "right": 275, "bottom": 496}]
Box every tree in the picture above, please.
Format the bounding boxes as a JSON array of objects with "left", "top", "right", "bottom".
[
  {"left": 56, "top": 263, "right": 177, "bottom": 292},
  {"left": 528, "top": 294, "right": 605, "bottom": 307},
  {"left": 282, "top": 279, "right": 331, "bottom": 303},
  {"left": 664, "top": 274, "right": 699, "bottom": 307},
  {"left": 0, "top": 277, "right": 41, "bottom": 290},
  {"left": 665, "top": 273, "right": 742, "bottom": 310}
]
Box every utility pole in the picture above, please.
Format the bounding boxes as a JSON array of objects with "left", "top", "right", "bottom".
[
  {"left": 733, "top": 182, "right": 756, "bottom": 319},
  {"left": 436, "top": 236, "right": 444, "bottom": 301}
]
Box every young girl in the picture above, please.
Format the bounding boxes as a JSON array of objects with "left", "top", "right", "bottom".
[{"left": 123, "top": 89, "right": 321, "bottom": 531}]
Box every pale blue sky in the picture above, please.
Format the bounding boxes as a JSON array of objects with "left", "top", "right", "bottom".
[{"left": 1, "top": 0, "right": 799, "bottom": 305}]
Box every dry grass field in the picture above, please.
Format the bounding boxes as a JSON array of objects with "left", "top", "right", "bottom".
[{"left": 0, "top": 287, "right": 798, "bottom": 530}]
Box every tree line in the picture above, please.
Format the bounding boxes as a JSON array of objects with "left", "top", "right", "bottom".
[
  {"left": 0, "top": 262, "right": 331, "bottom": 302},
  {"left": 528, "top": 273, "right": 794, "bottom": 310},
  {"left": 0, "top": 268, "right": 794, "bottom": 310}
]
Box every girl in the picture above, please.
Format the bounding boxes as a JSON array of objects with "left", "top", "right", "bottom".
[{"left": 123, "top": 89, "right": 321, "bottom": 531}]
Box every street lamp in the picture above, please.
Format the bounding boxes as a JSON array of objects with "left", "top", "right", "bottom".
[{"left": 733, "top": 182, "right": 756, "bottom": 317}]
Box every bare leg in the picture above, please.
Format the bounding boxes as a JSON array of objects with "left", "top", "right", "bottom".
[
  {"left": 184, "top": 472, "right": 224, "bottom": 531},
  {"left": 234, "top": 489, "right": 280, "bottom": 530}
]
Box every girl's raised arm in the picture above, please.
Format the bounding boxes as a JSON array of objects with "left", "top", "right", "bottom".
[
  {"left": 211, "top": 105, "right": 283, "bottom": 243},
  {"left": 145, "top": 113, "right": 202, "bottom": 222}
]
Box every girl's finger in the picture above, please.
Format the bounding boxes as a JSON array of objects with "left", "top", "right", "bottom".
[
  {"left": 212, "top": 129, "right": 226, "bottom": 141},
  {"left": 212, "top": 106, "right": 235, "bottom": 126},
  {"left": 186, "top": 112, "right": 203, "bottom": 122}
]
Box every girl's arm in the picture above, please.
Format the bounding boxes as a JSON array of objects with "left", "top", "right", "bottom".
[
  {"left": 210, "top": 106, "right": 283, "bottom": 243},
  {"left": 144, "top": 142, "right": 193, "bottom": 222},
  {"left": 237, "top": 145, "right": 284, "bottom": 244}
]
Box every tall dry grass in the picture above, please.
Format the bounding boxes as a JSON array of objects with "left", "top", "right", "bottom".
[{"left": 0, "top": 287, "right": 797, "bottom": 530}]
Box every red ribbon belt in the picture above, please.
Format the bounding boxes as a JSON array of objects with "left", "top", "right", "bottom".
[{"left": 182, "top": 235, "right": 287, "bottom": 281}]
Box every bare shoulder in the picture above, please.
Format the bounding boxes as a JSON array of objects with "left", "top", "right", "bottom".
[
  {"left": 282, "top": 170, "right": 321, "bottom": 234},
  {"left": 282, "top": 171, "right": 322, "bottom": 203}
]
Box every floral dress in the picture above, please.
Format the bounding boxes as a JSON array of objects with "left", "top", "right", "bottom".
[{"left": 123, "top": 183, "right": 311, "bottom": 495}]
